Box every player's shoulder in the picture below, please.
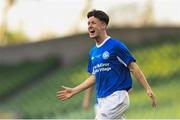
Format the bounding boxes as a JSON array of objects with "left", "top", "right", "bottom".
[
  {"left": 109, "top": 38, "right": 126, "bottom": 47},
  {"left": 110, "top": 38, "right": 130, "bottom": 52},
  {"left": 89, "top": 44, "right": 96, "bottom": 54}
]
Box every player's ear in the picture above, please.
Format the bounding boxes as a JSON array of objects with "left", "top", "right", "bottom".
[{"left": 101, "top": 22, "right": 107, "bottom": 30}]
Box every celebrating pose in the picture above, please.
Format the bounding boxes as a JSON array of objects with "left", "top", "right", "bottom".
[{"left": 57, "top": 9, "right": 156, "bottom": 119}]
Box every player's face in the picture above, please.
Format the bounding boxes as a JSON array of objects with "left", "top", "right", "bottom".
[{"left": 88, "top": 16, "right": 105, "bottom": 39}]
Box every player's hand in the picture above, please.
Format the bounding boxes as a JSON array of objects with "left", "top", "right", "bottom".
[
  {"left": 147, "top": 89, "right": 157, "bottom": 107},
  {"left": 56, "top": 86, "right": 74, "bottom": 101}
]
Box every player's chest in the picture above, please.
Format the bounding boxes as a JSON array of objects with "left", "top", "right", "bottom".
[{"left": 91, "top": 48, "right": 117, "bottom": 65}]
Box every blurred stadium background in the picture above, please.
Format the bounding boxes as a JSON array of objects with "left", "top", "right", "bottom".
[{"left": 0, "top": 0, "right": 180, "bottom": 119}]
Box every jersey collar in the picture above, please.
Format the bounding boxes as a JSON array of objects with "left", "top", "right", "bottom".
[{"left": 96, "top": 36, "right": 111, "bottom": 48}]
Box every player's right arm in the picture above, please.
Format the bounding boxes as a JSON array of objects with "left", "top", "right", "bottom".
[{"left": 56, "top": 75, "right": 95, "bottom": 101}]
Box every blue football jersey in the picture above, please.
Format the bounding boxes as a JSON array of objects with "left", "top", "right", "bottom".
[{"left": 87, "top": 37, "right": 135, "bottom": 98}]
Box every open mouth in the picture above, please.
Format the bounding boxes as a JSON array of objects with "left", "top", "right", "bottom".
[{"left": 89, "top": 30, "right": 95, "bottom": 34}]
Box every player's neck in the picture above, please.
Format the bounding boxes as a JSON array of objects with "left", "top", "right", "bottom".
[{"left": 95, "top": 34, "right": 109, "bottom": 45}]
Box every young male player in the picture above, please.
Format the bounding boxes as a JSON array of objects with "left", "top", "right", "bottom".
[{"left": 57, "top": 9, "right": 156, "bottom": 119}]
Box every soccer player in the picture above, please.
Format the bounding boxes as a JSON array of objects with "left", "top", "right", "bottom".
[{"left": 56, "top": 9, "right": 156, "bottom": 119}]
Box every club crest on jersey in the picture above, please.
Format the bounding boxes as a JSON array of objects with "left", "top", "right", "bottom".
[{"left": 102, "top": 51, "right": 110, "bottom": 60}]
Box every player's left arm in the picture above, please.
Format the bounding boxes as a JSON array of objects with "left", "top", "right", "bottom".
[{"left": 128, "top": 62, "right": 157, "bottom": 107}]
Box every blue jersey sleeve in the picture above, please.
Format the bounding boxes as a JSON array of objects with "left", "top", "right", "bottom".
[
  {"left": 116, "top": 42, "right": 135, "bottom": 67},
  {"left": 87, "top": 55, "right": 93, "bottom": 74}
]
